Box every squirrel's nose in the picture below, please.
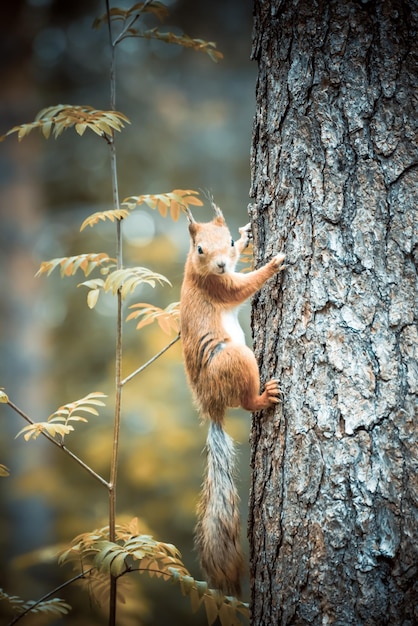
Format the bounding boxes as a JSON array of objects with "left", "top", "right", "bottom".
[{"left": 217, "top": 261, "right": 226, "bottom": 271}]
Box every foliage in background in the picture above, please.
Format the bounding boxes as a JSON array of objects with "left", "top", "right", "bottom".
[{"left": 0, "top": 2, "right": 248, "bottom": 625}]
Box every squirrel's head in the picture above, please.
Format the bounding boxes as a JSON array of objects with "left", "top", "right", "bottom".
[{"left": 186, "top": 204, "right": 239, "bottom": 277}]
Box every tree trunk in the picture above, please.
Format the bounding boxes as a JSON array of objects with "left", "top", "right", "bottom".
[{"left": 248, "top": 1, "right": 417, "bottom": 624}]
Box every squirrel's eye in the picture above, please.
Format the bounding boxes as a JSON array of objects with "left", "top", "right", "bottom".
[
  {"left": 197, "top": 245, "right": 204, "bottom": 255},
  {"left": 231, "top": 239, "right": 235, "bottom": 247}
]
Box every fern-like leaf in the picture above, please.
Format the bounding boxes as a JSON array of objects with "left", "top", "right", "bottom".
[
  {"left": 0, "top": 588, "right": 71, "bottom": 617},
  {"left": 79, "top": 268, "right": 170, "bottom": 306},
  {"left": 18, "top": 597, "right": 72, "bottom": 616},
  {"left": 80, "top": 569, "right": 129, "bottom": 608},
  {"left": 1, "top": 105, "right": 130, "bottom": 142},
  {"left": 93, "top": 3, "right": 222, "bottom": 62},
  {"left": 15, "top": 422, "right": 74, "bottom": 441},
  {"left": 0, "top": 588, "right": 24, "bottom": 610},
  {"left": 80, "top": 208, "right": 131, "bottom": 231},
  {"left": 36, "top": 253, "right": 116, "bottom": 278},
  {"left": 57, "top": 522, "right": 248, "bottom": 626},
  {"left": 15, "top": 392, "right": 106, "bottom": 442},
  {"left": 126, "top": 301, "right": 180, "bottom": 334},
  {"left": 49, "top": 391, "right": 107, "bottom": 422},
  {"left": 139, "top": 28, "right": 223, "bottom": 62},
  {"left": 122, "top": 189, "right": 203, "bottom": 221},
  {"left": 93, "top": 1, "right": 169, "bottom": 30},
  {"left": 106, "top": 267, "right": 171, "bottom": 298}
]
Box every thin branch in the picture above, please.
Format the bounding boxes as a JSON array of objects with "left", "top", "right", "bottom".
[
  {"left": 111, "top": 1, "right": 155, "bottom": 49},
  {"left": 112, "top": 13, "right": 140, "bottom": 47},
  {"left": 106, "top": 0, "right": 116, "bottom": 111},
  {"left": 6, "top": 400, "right": 110, "bottom": 489},
  {"left": 7, "top": 569, "right": 93, "bottom": 626},
  {"left": 121, "top": 333, "right": 181, "bottom": 386}
]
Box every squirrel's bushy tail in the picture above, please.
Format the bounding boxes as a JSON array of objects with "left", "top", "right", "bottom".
[{"left": 195, "top": 422, "right": 244, "bottom": 597}]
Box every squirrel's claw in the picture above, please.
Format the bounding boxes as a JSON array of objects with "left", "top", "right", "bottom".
[{"left": 265, "top": 378, "right": 282, "bottom": 404}]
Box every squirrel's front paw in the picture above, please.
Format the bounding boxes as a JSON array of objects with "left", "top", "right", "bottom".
[
  {"left": 272, "top": 253, "right": 286, "bottom": 271},
  {"left": 238, "top": 223, "right": 253, "bottom": 247}
]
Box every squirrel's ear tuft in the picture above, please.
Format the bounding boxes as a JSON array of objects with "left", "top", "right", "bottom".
[{"left": 203, "top": 189, "right": 225, "bottom": 223}]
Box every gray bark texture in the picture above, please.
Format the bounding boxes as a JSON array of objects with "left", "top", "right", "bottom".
[{"left": 248, "top": 1, "right": 417, "bottom": 624}]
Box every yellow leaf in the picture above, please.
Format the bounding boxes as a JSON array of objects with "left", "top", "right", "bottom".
[
  {"left": 139, "top": 29, "right": 223, "bottom": 62},
  {"left": 87, "top": 289, "right": 101, "bottom": 309},
  {"left": 184, "top": 195, "right": 204, "bottom": 206},
  {"left": 121, "top": 189, "right": 203, "bottom": 220},
  {"left": 0, "top": 464, "right": 10, "bottom": 477},
  {"left": 189, "top": 587, "right": 204, "bottom": 613},
  {"left": 203, "top": 595, "right": 220, "bottom": 626},
  {"left": 75, "top": 122, "right": 87, "bottom": 136},
  {"left": 0, "top": 389, "right": 9, "bottom": 403},
  {"left": 1, "top": 105, "right": 130, "bottom": 142},
  {"left": 36, "top": 253, "right": 115, "bottom": 278},
  {"left": 80, "top": 209, "right": 130, "bottom": 231}
]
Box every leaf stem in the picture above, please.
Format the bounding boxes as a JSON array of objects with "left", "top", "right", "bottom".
[
  {"left": 121, "top": 333, "right": 181, "bottom": 386},
  {"left": 7, "top": 569, "right": 93, "bottom": 626},
  {"left": 6, "top": 400, "right": 109, "bottom": 489}
]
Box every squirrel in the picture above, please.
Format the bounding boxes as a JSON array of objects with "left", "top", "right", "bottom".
[{"left": 180, "top": 198, "right": 286, "bottom": 597}]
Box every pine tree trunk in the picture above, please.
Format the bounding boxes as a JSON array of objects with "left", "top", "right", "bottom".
[{"left": 248, "top": 1, "right": 417, "bottom": 624}]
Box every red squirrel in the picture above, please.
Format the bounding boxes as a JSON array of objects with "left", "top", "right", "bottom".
[{"left": 180, "top": 199, "right": 285, "bottom": 596}]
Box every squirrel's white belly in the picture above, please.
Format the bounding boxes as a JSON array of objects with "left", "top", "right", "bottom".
[{"left": 221, "top": 308, "right": 246, "bottom": 345}]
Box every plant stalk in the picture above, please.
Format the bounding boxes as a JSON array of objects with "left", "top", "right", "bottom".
[{"left": 106, "top": 1, "right": 122, "bottom": 623}]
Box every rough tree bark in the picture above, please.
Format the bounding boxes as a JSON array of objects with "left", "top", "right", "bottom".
[{"left": 248, "top": 1, "right": 417, "bottom": 624}]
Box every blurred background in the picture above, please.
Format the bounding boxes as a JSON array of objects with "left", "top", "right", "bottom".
[{"left": 0, "top": 0, "right": 256, "bottom": 623}]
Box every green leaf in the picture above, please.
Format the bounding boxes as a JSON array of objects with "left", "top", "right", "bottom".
[{"left": 110, "top": 552, "right": 128, "bottom": 577}]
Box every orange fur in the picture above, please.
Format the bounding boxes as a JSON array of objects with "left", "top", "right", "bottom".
[{"left": 180, "top": 206, "right": 285, "bottom": 595}]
